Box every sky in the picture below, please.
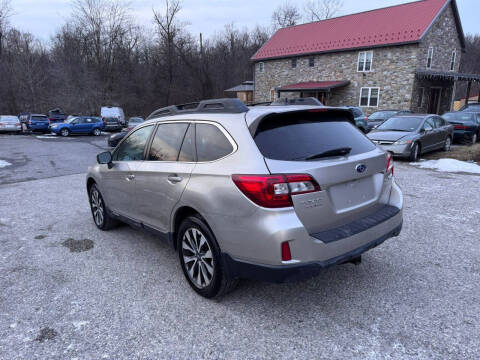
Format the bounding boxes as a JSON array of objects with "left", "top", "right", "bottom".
[{"left": 8, "top": 0, "right": 480, "bottom": 42}]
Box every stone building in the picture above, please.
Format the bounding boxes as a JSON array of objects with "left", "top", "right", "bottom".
[{"left": 252, "top": 0, "right": 479, "bottom": 115}]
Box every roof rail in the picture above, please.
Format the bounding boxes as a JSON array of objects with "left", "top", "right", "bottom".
[
  {"left": 147, "top": 98, "right": 249, "bottom": 120},
  {"left": 271, "top": 97, "right": 324, "bottom": 106}
]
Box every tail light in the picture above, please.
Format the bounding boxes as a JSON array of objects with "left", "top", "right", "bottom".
[
  {"left": 364, "top": 116, "right": 369, "bottom": 121},
  {"left": 232, "top": 174, "right": 321, "bottom": 208},
  {"left": 49, "top": 117, "right": 54, "bottom": 123},
  {"left": 453, "top": 124, "right": 467, "bottom": 130},
  {"left": 386, "top": 152, "right": 394, "bottom": 176},
  {"left": 281, "top": 241, "right": 292, "bottom": 261}
]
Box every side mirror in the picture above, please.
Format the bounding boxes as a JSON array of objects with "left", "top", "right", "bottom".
[{"left": 97, "top": 151, "right": 112, "bottom": 167}]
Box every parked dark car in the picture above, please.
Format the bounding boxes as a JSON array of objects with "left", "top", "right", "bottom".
[
  {"left": 443, "top": 112, "right": 480, "bottom": 144},
  {"left": 367, "top": 110, "right": 412, "bottom": 131},
  {"left": 47, "top": 108, "right": 67, "bottom": 124},
  {"left": 459, "top": 102, "right": 480, "bottom": 113},
  {"left": 342, "top": 106, "right": 368, "bottom": 133},
  {"left": 102, "top": 116, "right": 122, "bottom": 132},
  {"left": 367, "top": 114, "right": 453, "bottom": 161},
  {"left": 49, "top": 116, "right": 103, "bottom": 137},
  {"left": 23, "top": 114, "right": 50, "bottom": 133},
  {"left": 107, "top": 118, "right": 144, "bottom": 147}
]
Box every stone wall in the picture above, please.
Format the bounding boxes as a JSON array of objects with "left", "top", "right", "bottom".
[
  {"left": 254, "top": 44, "right": 419, "bottom": 115},
  {"left": 417, "top": 3, "right": 462, "bottom": 73}
]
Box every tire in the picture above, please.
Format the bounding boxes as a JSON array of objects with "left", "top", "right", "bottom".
[
  {"left": 443, "top": 136, "right": 452, "bottom": 152},
  {"left": 60, "top": 128, "right": 70, "bottom": 137},
  {"left": 93, "top": 128, "right": 101, "bottom": 136},
  {"left": 88, "top": 183, "right": 119, "bottom": 230},
  {"left": 409, "top": 142, "right": 420, "bottom": 162},
  {"left": 178, "top": 215, "right": 238, "bottom": 298}
]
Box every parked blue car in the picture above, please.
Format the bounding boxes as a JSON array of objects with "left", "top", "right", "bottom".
[
  {"left": 49, "top": 116, "right": 104, "bottom": 137},
  {"left": 443, "top": 112, "right": 480, "bottom": 144},
  {"left": 23, "top": 114, "right": 50, "bottom": 133}
]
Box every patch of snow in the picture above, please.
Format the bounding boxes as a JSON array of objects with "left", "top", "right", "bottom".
[
  {"left": 35, "top": 135, "right": 60, "bottom": 139},
  {"left": 72, "top": 320, "right": 89, "bottom": 330},
  {"left": 0, "top": 160, "right": 12, "bottom": 168},
  {"left": 410, "top": 159, "right": 480, "bottom": 174}
]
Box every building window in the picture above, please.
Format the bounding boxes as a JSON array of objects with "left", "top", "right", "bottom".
[
  {"left": 418, "top": 87, "right": 424, "bottom": 107},
  {"left": 258, "top": 62, "right": 264, "bottom": 73},
  {"left": 359, "top": 87, "right": 380, "bottom": 107},
  {"left": 426, "top": 47, "right": 433, "bottom": 69},
  {"left": 450, "top": 50, "right": 456, "bottom": 71},
  {"left": 291, "top": 58, "right": 297, "bottom": 68},
  {"left": 309, "top": 57, "right": 314, "bottom": 67},
  {"left": 357, "top": 51, "right": 373, "bottom": 72}
]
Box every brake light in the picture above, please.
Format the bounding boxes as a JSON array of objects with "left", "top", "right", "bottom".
[
  {"left": 281, "top": 241, "right": 292, "bottom": 261},
  {"left": 364, "top": 116, "right": 368, "bottom": 121},
  {"left": 49, "top": 117, "right": 54, "bottom": 123},
  {"left": 232, "top": 174, "right": 321, "bottom": 208},
  {"left": 453, "top": 124, "right": 467, "bottom": 130},
  {"left": 386, "top": 152, "right": 394, "bottom": 176}
]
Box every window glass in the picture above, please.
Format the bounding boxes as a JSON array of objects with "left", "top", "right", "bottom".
[
  {"left": 114, "top": 125, "right": 153, "bottom": 161},
  {"left": 196, "top": 124, "right": 233, "bottom": 162},
  {"left": 309, "top": 57, "right": 314, "bottom": 67},
  {"left": 378, "top": 117, "right": 423, "bottom": 132},
  {"left": 254, "top": 113, "right": 375, "bottom": 161},
  {"left": 433, "top": 117, "right": 444, "bottom": 127},
  {"left": 148, "top": 123, "right": 189, "bottom": 161},
  {"left": 427, "top": 47, "right": 433, "bottom": 69},
  {"left": 365, "top": 51, "right": 372, "bottom": 71},
  {"left": 360, "top": 88, "right": 369, "bottom": 106},
  {"left": 418, "top": 88, "right": 424, "bottom": 107},
  {"left": 450, "top": 51, "right": 456, "bottom": 71},
  {"left": 291, "top": 58, "right": 297, "bottom": 68},
  {"left": 424, "top": 118, "right": 434, "bottom": 131},
  {"left": 258, "top": 62, "right": 264, "bottom": 73},
  {"left": 369, "top": 88, "right": 379, "bottom": 107},
  {"left": 358, "top": 52, "right": 366, "bottom": 71},
  {"left": 32, "top": 116, "right": 47, "bottom": 121},
  {"left": 178, "top": 124, "right": 195, "bottom": 162}
]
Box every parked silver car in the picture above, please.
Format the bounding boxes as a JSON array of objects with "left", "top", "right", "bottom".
[
  {"left": 367, "top": 114, "right": 453, "bottom": 162},
  {"left": 0, "top": 115, "right": 22, "bottom": 133},
  {"left": 86, "top": 99, "right": 403, "bottom": 298}
]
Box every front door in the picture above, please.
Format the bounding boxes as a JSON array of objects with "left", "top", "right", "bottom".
[
  {"left": 420, "top": 118, "right": 437, "bottom": 151},
  {"left": 134, "top": 122, "right": 195, "bottom": 232},
  {"left": 428, "top": 88, "right": 442, "bottom": 114},
  {"left": 102, "top": 124, "right": 154, "bottom": 216}
]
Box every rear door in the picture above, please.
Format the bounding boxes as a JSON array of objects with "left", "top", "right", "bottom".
[
  {"left": 253, "top": 111, "right": 387, "bottom": 234},
  {"left": 134, "top": 122, "right": 195, "bottom": 232},
  {"left": 102, "top": 125, "right": 154, "bottom": 216}
]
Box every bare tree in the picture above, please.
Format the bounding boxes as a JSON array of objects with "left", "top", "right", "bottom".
[
  {"left": 271, "top": 1, "right": 301, "bottom": 31},
  {"left": 0, "top": 0, "right": 13, "bottom": 56},
  {"left": 153, "top": 0, "right": 183, "bottom": 105},
  {"left": 304, "top": 0, "right": 343, "bottom": 21}
]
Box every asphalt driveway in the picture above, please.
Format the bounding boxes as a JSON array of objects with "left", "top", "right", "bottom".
[{"left": 0, "top": 134, "right": 479, "bottom": 359}]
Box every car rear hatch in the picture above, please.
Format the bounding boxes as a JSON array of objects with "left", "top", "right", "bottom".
[{"left": 251, "top": 109, "right": 391, "bottom": 235}]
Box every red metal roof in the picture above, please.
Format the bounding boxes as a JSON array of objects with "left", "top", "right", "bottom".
[
  {"left": 277, "top": 81, "right": 350, "bottom": 91},
  {"left": 253, "top": 0, "right": 450, "bottom": 61}
]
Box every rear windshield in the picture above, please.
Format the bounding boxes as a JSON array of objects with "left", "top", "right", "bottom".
[
  {"left": 369, "top": 111, "right": 397, "bottom": 120},
  {"left": 32, "top": 116, "right": 47, "bottom": 121},
  {"left": 443, "top": 113, "right": 474, "bottom": 122},
  {"left": 253, "top": 112, "right": 375, "bottom": 161}
]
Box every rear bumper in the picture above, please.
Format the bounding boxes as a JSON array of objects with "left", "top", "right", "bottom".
[
  {"left": 223, "top": 222, "right": 402, "bottom": 283},
  {"left": 453, "top": 130, "right": 475, "bottom": 141},
  {"left": 28, "top": 124, "right": 49, "bottom": 131},
  {"left": 104, "top": 124, "right": 122, "bottom": 131},
  {"left": 0, "top": 126, "right": 21, "bottom": 132}
]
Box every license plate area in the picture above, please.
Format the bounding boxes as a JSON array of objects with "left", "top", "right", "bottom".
[{"left": 328, "top": 175, "right": 377, "bottom": 213}]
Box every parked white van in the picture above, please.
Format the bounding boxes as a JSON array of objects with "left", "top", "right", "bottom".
[{"left": 101, "top": 106, "right": 125, "bottom": 126}]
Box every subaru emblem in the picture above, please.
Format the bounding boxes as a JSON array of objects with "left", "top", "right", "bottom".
[{"left": 356, "top": 164, "right": 367, "bottom": 173}]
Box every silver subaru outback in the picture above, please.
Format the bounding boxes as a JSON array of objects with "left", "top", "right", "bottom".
[{"left": 87, "top": 99, "right": 403, "bottom": 298}]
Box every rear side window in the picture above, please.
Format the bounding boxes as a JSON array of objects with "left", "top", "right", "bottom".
[
  {"left": 196, "top": 123, "right": 234, "bottom": 162},
  {"left": 178, "top": 124, "right": 195, "bottom": 162},
  {"left": 148, "top": 123, "right": 189, "bottom": 161},
  {"left": 254, "top": 113, "right": 375, "bottom": 161},
  {"left": 114, "top": 125, "right": 153, "bottom": 161},
  {"left": 433, "top": 117, "right": 445, "bottom": 127}
]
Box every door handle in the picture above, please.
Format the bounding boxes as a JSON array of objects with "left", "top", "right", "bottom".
[
  {"left": 125, "top": 174, "right": 135, "bottom": 181},
  {"left": 167, "top": 174, "right": 183, "bottom": 184}
]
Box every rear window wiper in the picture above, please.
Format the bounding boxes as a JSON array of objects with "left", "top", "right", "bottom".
[{"left": 296, "top": 147, "right": 352, "bottom": 161}]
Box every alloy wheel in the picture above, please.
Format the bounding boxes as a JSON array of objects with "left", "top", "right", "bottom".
[
  {"left": 90, "top": 188, "right": 104, "bottom": 226},
  {"left": 444, "top": 137, "right": 451, "bottom": 151},
  {"left": 93, "top": 128, "right": 101, "bottom": 136},
  {"left": 61, "top": 128, "right": 69, "bottom": 137},
  {"left": 182, "top": 228, "right": 214, "bottom": 289}
]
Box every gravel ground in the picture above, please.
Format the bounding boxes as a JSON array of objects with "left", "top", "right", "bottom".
[{"left": 0, "top": 135, "right": 479, "bottom": 359}]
